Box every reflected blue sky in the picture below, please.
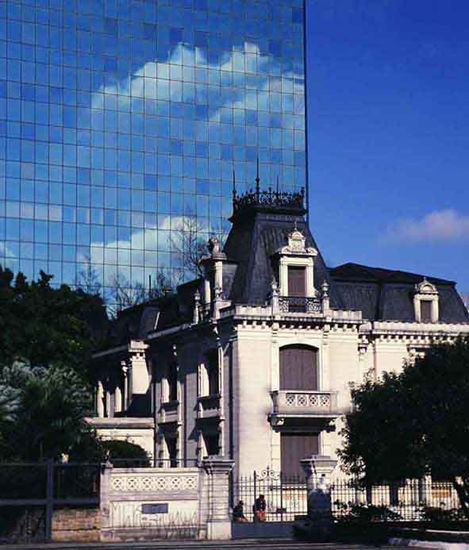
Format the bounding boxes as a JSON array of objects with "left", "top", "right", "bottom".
[{"left": 0, "top": 0, "right": 306, "bottom": 295}]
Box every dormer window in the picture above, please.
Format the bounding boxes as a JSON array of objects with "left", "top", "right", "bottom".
[
  {"left": 273, "top": 224, "right": 318, "bottom": 313},
  {"left": 414, "top": 278, "right": 439, "bottom": 323}
]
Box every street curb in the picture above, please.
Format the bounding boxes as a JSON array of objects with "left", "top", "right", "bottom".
[{"left": 390, "top": 537, "right": 469, "bottom": 549}]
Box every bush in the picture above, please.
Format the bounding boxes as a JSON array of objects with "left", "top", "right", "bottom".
[
  {"left": 101, "top": 440, "right": 150, "bottom": 467},
  {"left": 335, "top": 502, "right": 402, "bottom": 523},
  {"left": 420, "top": 506, "right": 466, "bottom": 522}
]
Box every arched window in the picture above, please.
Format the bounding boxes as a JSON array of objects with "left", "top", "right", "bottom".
[{"left": 279, "top": 345, "right": 318, "bottom": 390}]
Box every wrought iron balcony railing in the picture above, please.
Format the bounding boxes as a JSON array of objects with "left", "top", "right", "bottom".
[{"left": 279, "top": 296, "right": 322, "bottom": 314}]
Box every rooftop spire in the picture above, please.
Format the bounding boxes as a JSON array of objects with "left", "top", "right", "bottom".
[
  {"left": 232, "top": 169, "right": 237, "bottom": 205},
  {"left": 255, "top": 157, "right": 260, "bottom": 198}
]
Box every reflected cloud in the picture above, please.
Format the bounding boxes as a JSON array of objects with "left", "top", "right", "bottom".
[{"left": 91, "top": 42, "right": 303, "bottom": 119}]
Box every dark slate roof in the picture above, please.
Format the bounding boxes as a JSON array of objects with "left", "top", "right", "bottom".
[
  {"left": 107, "top": 292, "right": 192, "bottom": 346},
  {"left": 223, "top": 212, "right": 338, "bottom": 306},
  {"left": 329, "top": 263, "right": 469, "bottom": 322},
  {"left": 330, "top": 263, "right": 455, "bottom": 285}
]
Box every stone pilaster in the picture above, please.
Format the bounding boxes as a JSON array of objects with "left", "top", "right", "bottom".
[
  {"left": 200, "top": 457, "right": 234, "bottom": 540},
  {"left": 300, "top": 455, "right": 337, "bottom": 519},
  {"left": 99, "top": 461, "right": 113, "bottom": 537}
]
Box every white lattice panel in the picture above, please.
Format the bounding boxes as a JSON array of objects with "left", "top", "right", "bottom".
[
  {"left": 110, "top": 473, "right": 198, "bottom": 493},
  {"left": 285, "top": 392, "right": 331, "bottom": 408}
]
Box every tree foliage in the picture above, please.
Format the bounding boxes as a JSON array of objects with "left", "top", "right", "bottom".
[
  {"left": 341, "top": 336, "right": 469, "bottom": 513},
  {"left": 0, "top": 361, "right": 93, "bottom": 460},
  {"left": 0, "top": 266, "right": 107, "bottom": 381}
]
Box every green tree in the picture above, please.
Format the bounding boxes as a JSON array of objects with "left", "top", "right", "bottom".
[
  {"left": 0, "top": 266, "right": 108, "bottom": 381},
  {"left": 0, "top": 361, "right": 94, "bottom": 460},
  {"left": 341, "top": 336, "right": 469, "bottom": 514}
]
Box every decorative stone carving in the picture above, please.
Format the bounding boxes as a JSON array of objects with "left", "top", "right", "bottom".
[
  {"left": 277, "top": 226, "right": 318, "bottom": 257},
  {"left": 415, "top": 277, "right": 438, "bottom": 296},
  {"left": 208, "top": 237, "right": 220, "bottom": 255}
]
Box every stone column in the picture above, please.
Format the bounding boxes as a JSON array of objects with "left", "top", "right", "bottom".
[
  {"left": 122, "top": 362, "right": 129, "bottom": 409},
  {"left": 300, "top": 455, "right": 337, "bottom": 520},
  {"left": 97, "top": 380, "right": 105, "bottom": 418},
  {"left": 201, "top": 457, "right": 235, "bottom": 540},
  {"left": 114, "top": 383, "right": 122, "bottom": 414},
  {"left": 204, "top": 277, "right": 211, "bottom": 312},
  {"left": 279, "top": 257, "right": 288, "bottom": 295},
  {"left": 418, "top": 474, "right": 433, "bottom": 507}
]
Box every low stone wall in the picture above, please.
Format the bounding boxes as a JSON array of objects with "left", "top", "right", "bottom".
[
  {"left": 100, "top": 458, "right": 233, "bottom": 541},
  {"left": 52, "top": 507, "right": 100, "bottom": 542}
]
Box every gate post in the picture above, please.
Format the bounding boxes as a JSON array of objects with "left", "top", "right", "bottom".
[
  {"left": 99, "top": 460, "right": 113, "bottom": 538},
  {"left": 300, "top": 455, "right": 337, "bottom": 523},
  {"left": 201, "top": 457, "right": 235, "bottom": 540}
]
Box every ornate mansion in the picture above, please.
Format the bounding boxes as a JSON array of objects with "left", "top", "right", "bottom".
[{"left": 90, "top": 186, "right": 469, "bottom": 478}]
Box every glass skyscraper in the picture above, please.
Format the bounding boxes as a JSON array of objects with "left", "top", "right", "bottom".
[{"left": 0, "top": 0, "right": 307, "bottom": 300}]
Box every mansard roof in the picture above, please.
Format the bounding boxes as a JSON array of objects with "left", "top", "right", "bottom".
[
  {"left": 222, "top": 186, "right": 337, "bottom": 305},
  {"left": 330, "top": 263, "right": 469, "bottom": 323}
]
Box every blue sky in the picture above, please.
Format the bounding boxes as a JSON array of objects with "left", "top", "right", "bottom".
[{"left": 306, "top": 0, "right": 469, "bottom": 293}]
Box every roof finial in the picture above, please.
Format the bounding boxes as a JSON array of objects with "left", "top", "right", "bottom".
[
  {"left": 232, "top": 169, "right": 237, "bottom": 202},
  {"left": 255, "top": 156, "right": 260, "bottom": 198},
  {"left": 293, "top": 219, "right": 298, "bottom": 231}
]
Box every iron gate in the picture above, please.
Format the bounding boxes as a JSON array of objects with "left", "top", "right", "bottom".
[
  {"left": 232, "top": 467, "right": 308, "bottom": 523},
  {"left": 0, "top": 461, "right": 100, "bottom": 543}
]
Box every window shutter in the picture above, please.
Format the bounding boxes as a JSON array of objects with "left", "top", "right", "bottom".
[
  {"left": 421, "top": 300, "right": 432, "bottom": 323},
  {"left": 288, "top": 266, "right": 306, "bottom": 296},
  {"left": 279, "top": 346, "right": 318, "bottom": 390}
]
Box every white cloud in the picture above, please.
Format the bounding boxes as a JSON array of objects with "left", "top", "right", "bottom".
[{"left": 384, "top": 209, "right": 469, "bottom": 243}]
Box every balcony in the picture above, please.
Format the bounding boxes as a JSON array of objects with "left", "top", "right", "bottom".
[
  {"left": 279, "top": 296, "right": 322, "bottom": 314},
  {"left": 159, "top": 400, "right": 181, "bottom": 425},
  {"left": 197, "top": 394, "right": 222, "bottom": 420},
  {"left": 269, "top": 390, "right": 341, "bottom": 429}
]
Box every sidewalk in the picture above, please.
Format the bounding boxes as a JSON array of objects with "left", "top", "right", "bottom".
[{"left": 0, "top": 541, "right": 405, "bottom": 550}]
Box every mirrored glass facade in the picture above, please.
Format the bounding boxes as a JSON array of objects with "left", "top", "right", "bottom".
[{"left": 0, "top": 0, "right": 307, "bottom": 298}]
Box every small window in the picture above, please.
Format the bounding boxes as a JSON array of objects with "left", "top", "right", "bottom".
[
  {"left": 206, "top": 350, "right": 219, "bottom": 396},
  {"left": 204, "top": 433, "right": 219, "bottom": 456},
  {"left": 167, "top": 362, "right": 178, "bottom": 402},
  {"left": 166, "top": 437, "right": 178, "bottom": 468},
  {"left": 421, "top": 300, "right": 432, "bottom": 323}
]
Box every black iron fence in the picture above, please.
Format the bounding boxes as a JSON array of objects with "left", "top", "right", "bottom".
[
  {"left": 0, "top": 461, "right": 100, "bottom": 543},
  {"left": 232, "top": 468, "right": 308, "bottom": 522},
  {"left": 232, "top": 472, "right": 465, "bottom": 524},
  {"left": 331, "top": 478, "right": 462, "bottom": 521}
]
